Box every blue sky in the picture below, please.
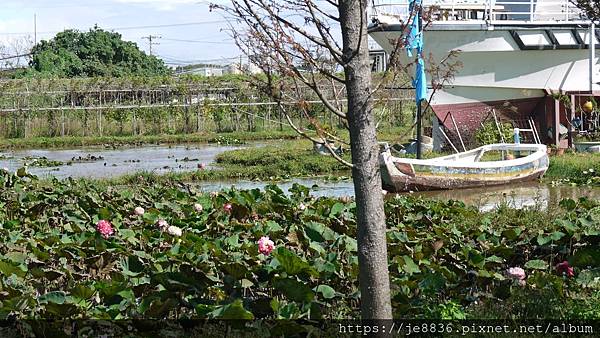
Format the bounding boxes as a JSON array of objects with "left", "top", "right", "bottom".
[{"left": 0, "top": 0, "right": 239, "bottom": 66}]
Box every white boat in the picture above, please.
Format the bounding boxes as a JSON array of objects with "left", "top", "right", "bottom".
[
  {"left": 380, "top": 143, "right": 549, "bottom": 191},
  {"left": 368, "top": 0, "right": 598, "bottom": 147}
]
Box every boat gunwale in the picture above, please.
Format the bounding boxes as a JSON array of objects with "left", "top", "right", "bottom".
[{"left": 383, "top": 143, "right": 548, "bottom": 170}]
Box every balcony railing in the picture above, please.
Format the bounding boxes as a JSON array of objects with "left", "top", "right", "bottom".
[{"left": 370, "top": 0, "right": 585, "bottom": 23}]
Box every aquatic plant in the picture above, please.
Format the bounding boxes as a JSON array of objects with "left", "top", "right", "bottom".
[{"left": 0, "top": 169, "right": 599, "bottom": 330}]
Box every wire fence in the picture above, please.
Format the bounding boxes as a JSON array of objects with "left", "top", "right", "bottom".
[{"left": 0, "top": 78, "right": 415, "bottom": 138}]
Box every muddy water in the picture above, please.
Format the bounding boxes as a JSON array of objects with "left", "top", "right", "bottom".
[
  {"left": 196, "top": 179, "right": 600, "bottom": 211},
  {"left": 0, "top": 144, "right": 245, "bottom": 179},
  {"left": 197, "top": 178, "right": 354, "bottom": 198}
]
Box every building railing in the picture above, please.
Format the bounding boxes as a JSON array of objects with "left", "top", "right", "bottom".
[{"left": 370, "top": 0, "right": 585, "bottom": 23}]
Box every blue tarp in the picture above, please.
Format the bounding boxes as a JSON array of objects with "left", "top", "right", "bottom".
[{"left": 406, "top": 0, "right": 427, "bottom": 103}]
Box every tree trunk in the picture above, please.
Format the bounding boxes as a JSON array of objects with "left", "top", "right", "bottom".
[{"left": 339, "top": 0, "right": 392, "bottom": 320}]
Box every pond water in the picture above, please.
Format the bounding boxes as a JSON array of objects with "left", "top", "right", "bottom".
[
  {"left": 196, "top": 179, "right": 600, "bottom": 211},
  {"left": 413, "top": 182, "right": 600, "bottom": 211},
  {"left": 2, "top": 144, "right": 599, "bottom": 210},
  {"left": 0, "top": 144, "right": 245, "bottom": 179}
]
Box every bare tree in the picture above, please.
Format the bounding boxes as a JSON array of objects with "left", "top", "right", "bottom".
[
  {"left": 571, "top": 0, "right": 600, "bottom": 21},
  {"left": 0, "top": 36, "right": 33, "bottom": 69},
  {"left": 214, "top": 0, "right": 462, "bottom": 320},
  {"left": 213, "top": 0, "right": 400, "bottom": 319}
]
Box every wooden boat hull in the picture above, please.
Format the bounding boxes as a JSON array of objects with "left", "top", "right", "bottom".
[{"left": 380, "top": 143, "right": 549, "bottom": 192}]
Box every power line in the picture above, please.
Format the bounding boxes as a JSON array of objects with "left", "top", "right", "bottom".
[{"left": 0, "top": 53, "right": 32, "bottom": 61}]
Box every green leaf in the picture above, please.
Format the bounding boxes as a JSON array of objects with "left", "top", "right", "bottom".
[
  {"left": 329, "top": 203, "right": 345, "bottom": 218},
  {"left": 315, "top": 285, "right": 335, "bottom": 299},
  {"left": 4, "top": 252, "right": 27, "bottom": 264},
  {"left": 304, "top": 222, "right": 337, "bottom": 242},
  {"left": 570, "top": 247, "right": 600, "bottom": 268},
  {"left": 401, "top": 255, "right": 420, "bottom": 275},
  {"left": 71, "top": 285, "right": 95, "bottom": 300},
  {"left": 575, "top": 268, "right": 600, "bottom": 289},
  {"left": 537, "top": 234, "right": 552, "bottom": 246},
  {"left": 559, "top": 198, "right": 576, "bottom": 210},
  {"left": 0, "top": 261, "right": 26, "bottom": 278},
  {"left": 485, "top": 255, "right": 504, "bottom": 264},
  {"left": 501, "top": 228, "right": 521, "bottom": 240},
  {"left": 525, "top": 259, "right": 549, "bottom": 270},
  {"left": 273, "top": 247, "right": 313, "bottom": 276},
  {"left": 264, "top": 221, "right": 283, "bottom": 233},
  {"left": 39, "top": 291, "right": 66, "bottom": 304},
  {"left": 550, "top": 231, "right": 566, "bottom": 241},
  {"left": 418, "top": 273, "right": 446, "bottom": 294},
  {"left": 98, "top": 207, "right": 111, "bottom": 221},
  {"left": 120, "top": 255, "right": 144, "bottom": 277},
  {"left": 273, "top": 278, "right": 314, "bottom": 303},
  {"left": 210, "top": 299, "right": 254, "bottom": 320},
  {"left": 117, "top": 289, "right": 136, "bottom": 302},
  {"left": 142, "top": 211, "right": 159, "bottom": 225},
  {"left": 225, "top": 233, "right": 239, "bottom": 248},
  {"left": 556, "top": 219, "right": 577, "bottom": 234}
]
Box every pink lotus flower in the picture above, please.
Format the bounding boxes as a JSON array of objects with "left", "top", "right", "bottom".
[
  {"left": 556, "top": 261, "right": 574, "bottom": 277},
  {"left": 223, "top": 203, "right": 232, "bottom": 213},
  {"left": 298, "top": 203, "right": 306, "bottom": 211},
  {"left": 197, "top": 163, "right": 206, "bottom": 170},
  {"left": 194, "top": 203, "right": 203, "bottom": 212},
  {"left": 507, "top": 267, "right": 526, "bottom": 285},
  {"left": 210, "top": 191, "right": 219, "bottom": 198},
  {"left": 157, "top": 219, "right": 169, "bottom": 231},
  {"left": 134, "top": 207, "right": 145, "bottom": 216},
  {"left": 96, "top": 220, "right": 114, "bottom": 239},
  {"left": 258, "top": 236, "right": 275, "bottom": 255}
]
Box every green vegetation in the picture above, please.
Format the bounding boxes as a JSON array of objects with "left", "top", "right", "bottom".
[
  {"left": 1, "top": 170, "right": 599, "bottom": 335},
  {"left": 0, "top": 130, "right": 301, "bottom": 150},
  {"left": 25, "top": 27, "right": 168, "bottom": 78},
  {"left": 0, "top": 126, "right": 408, "bottom": 150},
  {"left": 545, "top": 153, "right": 600, "bottom": 185},
  {"left": 474, "top": 121, "right": 514, "bottom": 146}
]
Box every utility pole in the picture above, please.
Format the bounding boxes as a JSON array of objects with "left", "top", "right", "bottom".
[
  {"left": 590, "top": 21, "right": 596, "bottom": 92},
  {"left": 142, "top": 35, "right": 161, "bottom": 56},
  {"left": 34, "top": 14, "right": 37, "bottom": 45}
]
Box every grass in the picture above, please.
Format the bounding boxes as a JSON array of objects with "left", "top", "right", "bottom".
[
  {"left": 545, "top": 152, "right": 600, "bottom": 179},
  {"left": 0, "top": 126, "right": 412, "bottom": 150},
  {"left": 0, "top": 129, "right": 302, "bottom": 150}
]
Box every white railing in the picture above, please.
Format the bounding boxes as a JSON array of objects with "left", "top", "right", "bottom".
[{"left": 370, "top": 0, "right": 584, "bottom": 23}]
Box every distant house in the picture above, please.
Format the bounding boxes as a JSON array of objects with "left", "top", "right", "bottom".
[
  {"left": 193, "top": 67, "right": 224, "bottom": 77},
  {"left": 223, "top": 62, "right": 263, "bottom": 75}
]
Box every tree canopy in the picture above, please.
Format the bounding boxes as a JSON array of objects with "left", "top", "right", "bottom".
[{"left": 28, "top": 27, "right": 169, "bottom": 77}]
